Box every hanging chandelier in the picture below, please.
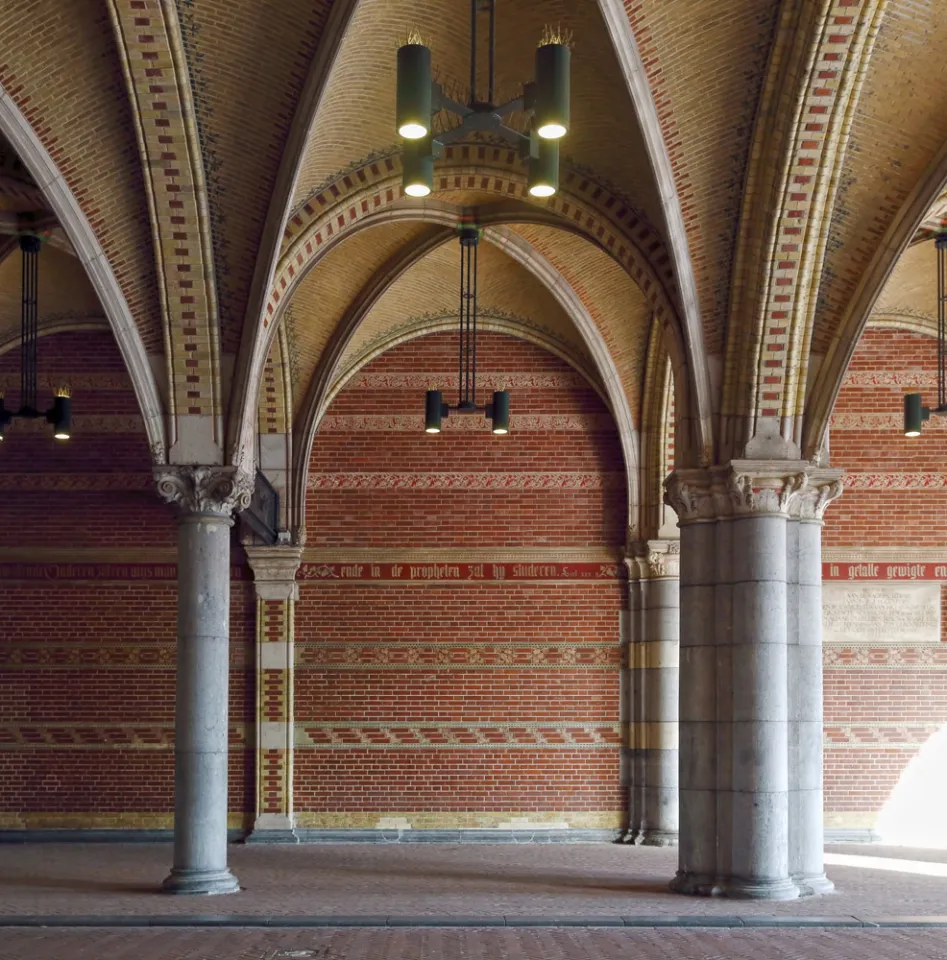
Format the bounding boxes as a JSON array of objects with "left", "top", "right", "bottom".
[
  {"left": 0, "top": 234, "right": 71, "bottom": 442},
  {"left": 424, "top": 224, "right": 510, "bottom": 435},
  {"left": 904, "top": 235, "right": 947, "bottom": 436},
  {"left": 396, "top": 1, "right": 571, "bottom": 199}
]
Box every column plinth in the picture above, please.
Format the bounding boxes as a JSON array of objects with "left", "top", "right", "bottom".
[{"left": 155, "top": 465, "right": 253, "bottom": 895}]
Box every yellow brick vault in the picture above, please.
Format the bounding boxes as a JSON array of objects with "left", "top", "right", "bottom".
[{"left": 0, "top": 0, "right": 942, "bottom": 497}]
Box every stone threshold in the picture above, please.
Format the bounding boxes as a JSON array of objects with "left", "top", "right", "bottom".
[{"left": 2, "top": 916, "right": 947, "bottom": 928}]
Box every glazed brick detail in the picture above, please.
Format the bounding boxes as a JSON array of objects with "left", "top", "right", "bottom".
[{"left": 299, "top": 332, "right": 626, "bottom": 823}]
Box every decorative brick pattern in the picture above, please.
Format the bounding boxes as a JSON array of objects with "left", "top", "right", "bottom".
[
  {"left": 623, "top": 0, "right": 779, "bottom": 355},
  {"left": 107, "top": 1, "right": 220, "bottom": 423},
  {"left": 726, "top": 0, "right": 887, "bottom": 429},
  {"left": 298, "top": 331, "right": 625, "bottom": 826},
  {"left": 0, "top": 0, "right": 162, "bottom": 350}
]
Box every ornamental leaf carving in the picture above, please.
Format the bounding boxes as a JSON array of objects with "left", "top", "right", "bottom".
[{"left": 154, "top": 466, "right": 254, "bottom": 517}]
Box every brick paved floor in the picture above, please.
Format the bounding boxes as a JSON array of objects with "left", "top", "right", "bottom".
[
  {"left": 3, "top": 927, "right": 947, "bottom": 960},
  {"left": 1, "top": 843, "right": 947, "bottom": 921}
]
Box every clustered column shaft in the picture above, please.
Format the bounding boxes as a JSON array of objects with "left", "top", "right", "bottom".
[
  {"left": 665, "top": 460, "right": 842, "bottom": 899},
  {"left": 625, "top": 539, "right": 680, "bottom": 846}
]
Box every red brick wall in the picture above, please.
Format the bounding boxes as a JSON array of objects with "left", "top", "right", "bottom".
[
  {"left": 823, "top": 326, "right": 947, "bottom": 836},
  {"left": 297, "top": 331, "right": 627, "bottom": 830},
  {"left": 0, "top": 330, "right": 255, "bottom": 829}
]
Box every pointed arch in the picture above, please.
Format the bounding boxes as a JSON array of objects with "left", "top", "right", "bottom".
[
  {"left": 232, "top": 148, "right": 712, "bottom": 475},
  {"left": 0, "top": 87, "right": 166, "bottom": 462},
  {"left": 286, "top": 220, "right": 642, "bottom": 543},
  {"left": 803, "top": 140, "right": 947, "bottom": 460}
]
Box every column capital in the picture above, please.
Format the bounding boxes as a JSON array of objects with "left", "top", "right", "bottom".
[
  {"left": 663, "top": 468, "right": 716, "bottom": 525},
  {"left": 245, "top": 544, "right": 303, "bottom": 601},
  {"left": 625, "top": 539, "right": 681, "bottom": 580},
  {"left": 154, "top": 465, "right": 254, "bottom": 519},
  {"left": 665, "top": 462, "right": 844, "bottom": 523}
]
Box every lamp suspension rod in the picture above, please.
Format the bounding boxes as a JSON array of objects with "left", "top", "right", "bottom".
[
  {"left": 488, "top": 0, "right": 496, "bottom": 106},
  {"left": 939, "top": 236, "right": 946, "bottom": 409},
  {"left": 470, "top": 0, "right": 477, "bottom": 103},
  {"left": 20, "top": 236, "right": 39, "bottom": 413},
  {"left": 458, "top": 237, "right": 464, "bottom": 407},
  {"left": 471, "top": 236, "right": 478, "bottom": 403}
]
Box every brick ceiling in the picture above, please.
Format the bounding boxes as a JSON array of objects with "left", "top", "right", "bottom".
[{"left": 1, "top": 1, "right": 947, "bottom": 466}]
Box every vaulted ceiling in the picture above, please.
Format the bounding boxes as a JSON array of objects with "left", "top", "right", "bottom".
[{"left": 0, "top": 0, "right": 945, "bottom": 485}]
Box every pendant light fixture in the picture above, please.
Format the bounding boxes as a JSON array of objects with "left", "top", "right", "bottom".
[
  {"left": 904, "top": 234, "right": 947, "bottom": 436},
  {"left": 425, "top": 224, "right": 510, "bottom": 435},
  {"left": 0, "top": 234, "right": 71, "bottom": 442},
  {"left": 396, "top": 3, "right": 571, "bottom": 200}
]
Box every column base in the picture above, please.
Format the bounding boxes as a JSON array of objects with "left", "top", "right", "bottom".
[
  {"left": 161, "top": 867, "right": 241, "bottom": 895},
  {"left": 635, "top": 828, "right": 679, "bottom": 847},
  {"left": 245, "top": 814, "right": 299, "bottom": 844},
  {"left": 669, "top": 870, "right": 723, "bottom": 897},
  {"left": 794, "top": 872, "right": 835, "bottom": 896},
  {"left": 720, "top": 876, "right": 800, "bottom": 901}
]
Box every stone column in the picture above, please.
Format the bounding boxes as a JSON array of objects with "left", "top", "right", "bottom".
[
  {"left": 625, "top": 540, "right": 680, "bottom": 846},
  {"left": 666, "top": 472, "right": 718, "bottom": 894},
  {"left": 155, "top": 465, "right": 253, "bottom": 895},
  {"left": 245, "top": 545, "right": 303, "bottom": 843},
  {"left": 664, "top": 462, "right": 842, "bottom": 900},
  {"left": 789, "top": 482, "right": 841, "bottom": 894}
]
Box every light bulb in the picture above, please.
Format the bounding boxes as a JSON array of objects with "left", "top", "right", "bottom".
[{"left": 399, "top": 122, "right": 428, "bottom": 139}]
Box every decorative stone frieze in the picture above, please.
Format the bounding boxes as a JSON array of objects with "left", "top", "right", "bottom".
[
  {"left": 154, "top": 465, "right": 254, "bottom": 518},
  {"left": 665, "top": 462, "right": 844, "bottom": 524}
]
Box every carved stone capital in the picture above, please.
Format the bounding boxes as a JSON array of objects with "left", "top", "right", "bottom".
[
  {"left": 245, "top": 545, "right": 303, "bottom": 601},
  {"left": 625, "top": 539, "right": 681, "bottom": 580},
  {"left": 663, "top": 469, "right": 715, "bottom": 525},
  {"left": 790, "top": 469, "right": 844, "bottom": 521},
  {"left": 154, "top": 465, "right": 254, "bottom": 519},
  {"left": 727, "top": 461, "right": 809, "bottom": 517}
]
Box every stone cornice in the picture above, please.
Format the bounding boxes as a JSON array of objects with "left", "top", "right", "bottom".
[{"left": 154, "top": 465, "right": 253, "bottom": 518}]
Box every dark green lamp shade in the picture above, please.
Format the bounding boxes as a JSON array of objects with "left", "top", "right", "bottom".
[
  {"left": 490, "top": 391, "right": 510, "bottom": 434},
  {"left": 48, "top": 395, "right": 71, "bottom": 440},
  {"left": 397, "top": 43, "right": 432, "bottom": 139},
  {"left": 403, "top": 136, "right": 433, "bottom": 197},
  {"left": 425, "top": 390, "right": 444, "bottom": 433},
  {"left": 904, "top": 393, "right": 929, "bottom": 437},
  {"left": 528, "top": 136, "right": 559, "bottom": 198},
  {"left": 534, "top": 43, "right": 570, "bottom": 139}
]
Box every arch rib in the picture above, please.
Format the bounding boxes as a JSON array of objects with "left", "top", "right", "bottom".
[{"left": 0, "top": 86, "right": 166, "bottom": 462}]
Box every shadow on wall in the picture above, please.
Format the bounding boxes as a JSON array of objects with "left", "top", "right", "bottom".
[{"left": 876, "top": 723, "right": 947, "bottom": 848}]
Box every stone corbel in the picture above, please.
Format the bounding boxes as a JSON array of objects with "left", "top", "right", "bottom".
[{"left": 154, "top": 465, "right": 254, "bottom": 518}]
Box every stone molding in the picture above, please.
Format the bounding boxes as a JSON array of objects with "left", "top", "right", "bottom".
[
  {"left": 665, "top": 461, "right": 843, "bottom": 524},
  {"left": 624, "top": 539, "right": 681, "bottom": 580},
  {"left": 154, "top": 465, "right": 254, "bottom": 518},
  {"left": 246, "top": 545, "right": 303, "bottom": 601}
]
